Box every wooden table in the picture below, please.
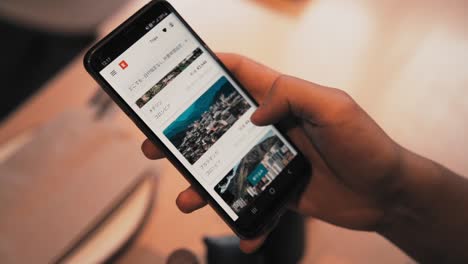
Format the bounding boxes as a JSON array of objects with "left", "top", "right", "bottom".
[{"left": 2, "top": 0, "right": 467, "bottom": 263}]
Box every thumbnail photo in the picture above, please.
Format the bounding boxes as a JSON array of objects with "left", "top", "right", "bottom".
[
  {"left": 135, "top": 47, "right": 204, "bottom": 108},
  {"left": 163, "top": 76, "right": 251, "bottom": 164},
  {"left": 214, "top": 130, "right": 295, "bottom": 213}
]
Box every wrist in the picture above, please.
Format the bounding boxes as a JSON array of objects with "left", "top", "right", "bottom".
[
  {"left": 375, "top": 149, "right": 453, "bottom": 262},
  {"left": 375, "top": 148, "right": 431, "bottom": 233}
]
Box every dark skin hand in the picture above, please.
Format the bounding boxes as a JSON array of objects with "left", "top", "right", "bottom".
[{"left": 142, "top": 53, "right": 468, "bottom": 263}]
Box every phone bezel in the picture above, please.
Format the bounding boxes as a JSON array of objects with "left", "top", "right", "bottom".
[{"left": 84, "top": 0, "right": 310, "bottom": 239}]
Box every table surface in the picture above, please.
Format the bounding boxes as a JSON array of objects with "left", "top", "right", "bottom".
[{"left": 1, "top": 0, "right": 467, "bottom": 263}]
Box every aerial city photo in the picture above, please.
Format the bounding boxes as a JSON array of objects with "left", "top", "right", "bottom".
[
  {"left": 136, "top": 47, "right": 203, "bottom": 108},
  {"left": 214, "top": 130, "right": 295, "bottom": 213},
  {"left": 163, "top": 76, "right": 252, "bottom": 164}
]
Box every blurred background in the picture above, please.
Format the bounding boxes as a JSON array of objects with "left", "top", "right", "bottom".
[{"left": 0, "top": 0, "right": 467, "bottom": 263}]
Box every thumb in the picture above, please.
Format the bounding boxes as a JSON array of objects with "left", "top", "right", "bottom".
[
  {"left": 250, "top": 75, "right": 292, "bottom": 126},
  {"left": 251, "top": 75, "right": 349, "bottom": 126}
]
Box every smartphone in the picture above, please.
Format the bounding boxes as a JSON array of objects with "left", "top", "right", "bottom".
[{"left": 84, "top": 0, "right": 310, "bottom": 239}]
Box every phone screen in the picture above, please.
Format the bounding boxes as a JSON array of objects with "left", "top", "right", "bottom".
[{"left": 96, "top": 8, "right": 300, "bottom": 222}]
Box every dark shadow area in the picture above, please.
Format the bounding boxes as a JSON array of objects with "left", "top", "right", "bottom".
[{"left": 0, "top": 18, "right": 95, "bottom": 121}]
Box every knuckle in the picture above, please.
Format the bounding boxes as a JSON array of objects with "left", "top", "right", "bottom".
[
  {"left": 325, "top": 89, "right": 360, "bottom": 122},
  {"left": 269, "top": 74, "right": 289, "bottom": 95},
  {"left": 338, "top": 91, "right": 357, "bottom": 111},
  {"left": 266, "top": 74, "right": 293, "bottom": 106}
]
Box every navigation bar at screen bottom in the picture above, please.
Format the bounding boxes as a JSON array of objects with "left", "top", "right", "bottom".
[
  {"left": 213, "top": 129, "right": 297, "bottom": 218},
  {"left": 234, "top": 155, "right": 306, "bottom": 228}
]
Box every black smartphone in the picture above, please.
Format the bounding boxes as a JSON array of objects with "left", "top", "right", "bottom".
[{"left": 84, "top": 0, "right": 310, "bottom": 239}]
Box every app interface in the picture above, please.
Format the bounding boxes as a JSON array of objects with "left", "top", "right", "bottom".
[{"left": 100, "top": 13, "right": 297, "bottom": 221}]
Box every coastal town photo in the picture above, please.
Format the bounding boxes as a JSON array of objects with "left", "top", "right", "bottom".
[{"left": 163, "top": 76, "right": 251, "bottom": 164}]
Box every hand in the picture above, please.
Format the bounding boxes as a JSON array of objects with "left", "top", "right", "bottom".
[{"left": 142, "top": 53, "right": 404, "bottom": 253}]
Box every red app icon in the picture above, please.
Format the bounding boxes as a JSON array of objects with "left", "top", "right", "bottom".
[{"left": 119, "top": 60, "right": 128, "bottom": 70}]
